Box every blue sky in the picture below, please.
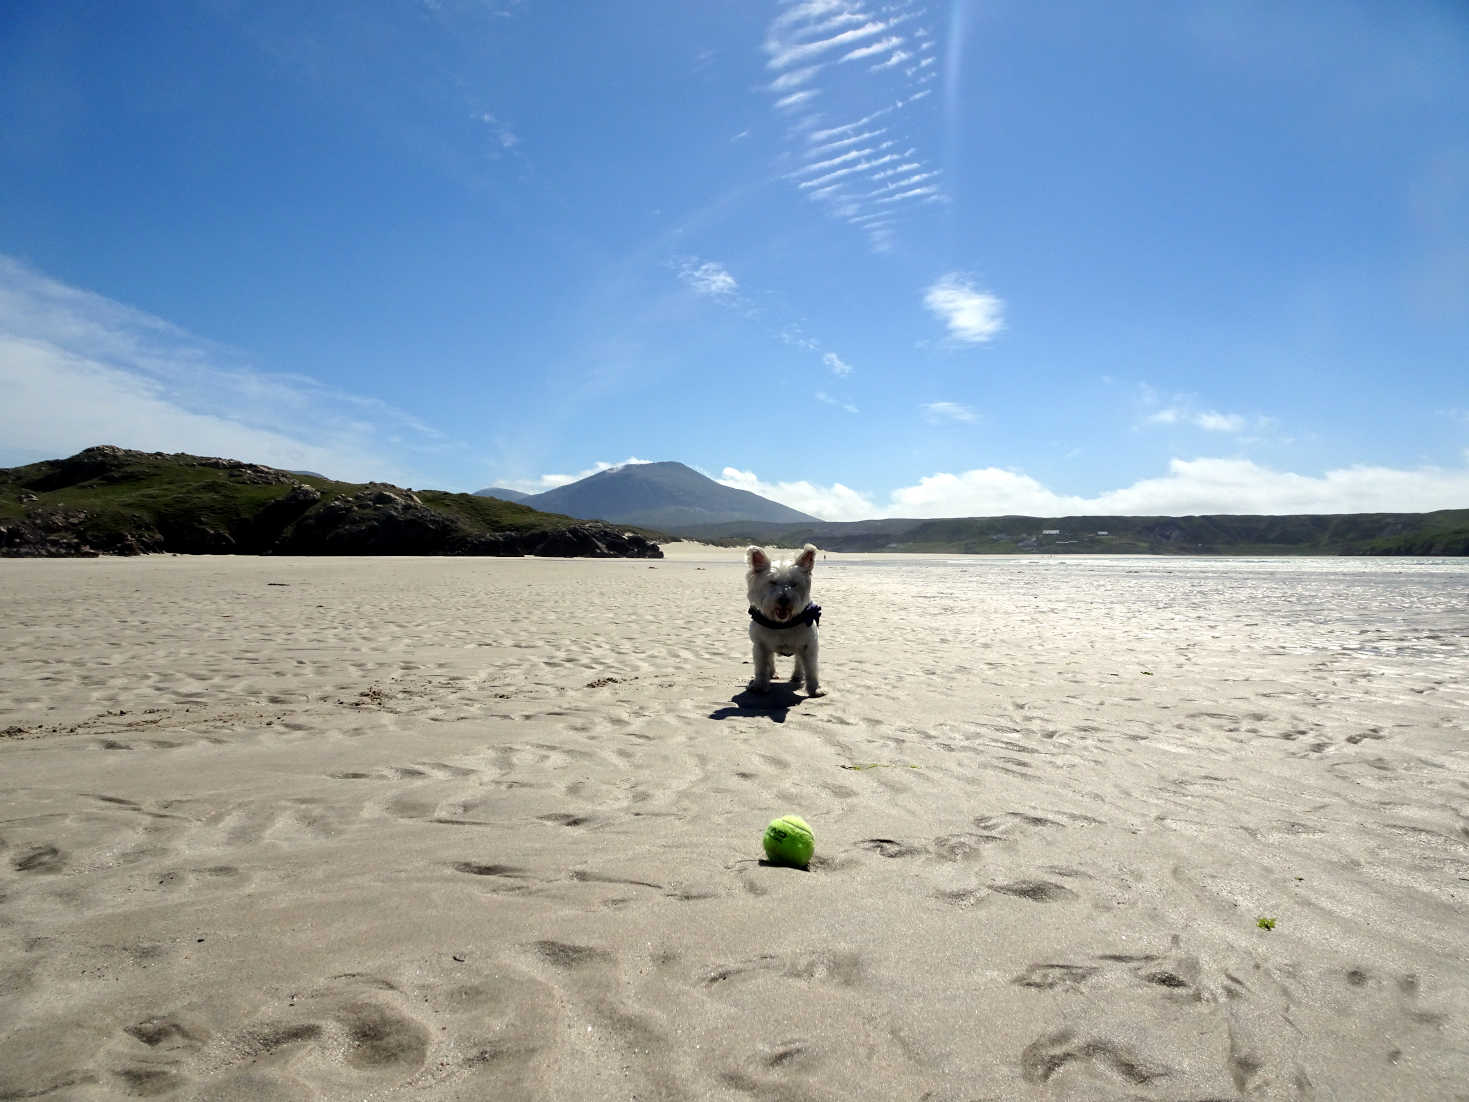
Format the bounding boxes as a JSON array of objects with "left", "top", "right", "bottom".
[{"left": 3, "top": 0, "right": 1467, "bottom": 518}]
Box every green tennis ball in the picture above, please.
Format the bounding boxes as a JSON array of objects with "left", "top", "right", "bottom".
[{"left": 762, "top": 815, "right": 814, "bottom": 868}]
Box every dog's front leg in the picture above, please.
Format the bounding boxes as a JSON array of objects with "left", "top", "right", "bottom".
[
  {"left": 750, "top": 638, "right": 775, "bottom": 691},
  {"left": 789, "top": 653, "right": 805, "bottom": 687},
  {"left": 801, "top": 640, "right": 821, "bottom": 696}
]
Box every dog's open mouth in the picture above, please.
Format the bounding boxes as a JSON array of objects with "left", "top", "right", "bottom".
[{"left": 773, "top": 604, "right": 792, "bottom": 620}]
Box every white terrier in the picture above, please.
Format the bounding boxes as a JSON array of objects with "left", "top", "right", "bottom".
[{"left": 745, "top": 544, "right": 822, "bottom": 696}]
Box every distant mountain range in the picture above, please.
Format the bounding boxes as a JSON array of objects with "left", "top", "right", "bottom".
[
  {"left": 476, "top": 461, "right": 816, "bottom": 529},
  {"left": 674, "top": 511, "right": 1469, "bottom": 556},
  {"left": 6, "top": 447, "right": 1464, "bottom": 558},
  {"left": 473, "top": 461, "right": 1468, "bottom": 555},
  {"left": 476, "top": 486, "right": 529, "bottom": 503}
]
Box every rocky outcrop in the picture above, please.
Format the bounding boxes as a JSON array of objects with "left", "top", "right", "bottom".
[
  {"left": 270, "top": 487, "right": 660, "bottom": 557},
  {"left": 274, "top": 487, "right": 478, "bottom": 555},
  {"left": 0, "top": 507, "right": 158, "bottom": 557},
  {"left": 2, "top": 446, "right": 662, "bottom": 559},
  {"left": 517, "top": 525, "right": 664, "bottom": 558}
]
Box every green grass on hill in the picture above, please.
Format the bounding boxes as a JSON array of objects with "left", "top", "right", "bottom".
[{"left": 1, "top": 447, "right": 667, "bottom": 554}]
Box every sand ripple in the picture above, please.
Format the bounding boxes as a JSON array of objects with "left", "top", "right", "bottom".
[{"left": 1, "top": 553, "right": 1466, "bottom": 1099}]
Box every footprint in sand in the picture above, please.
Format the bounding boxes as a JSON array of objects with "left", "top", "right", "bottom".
[
  {"left": 12, "top": 844, "right": 65, "bottom": 873},
  {"left": 699, "top": 950, "right": 865, "bottom": 991},
  {"left": 105, "top": 1014, "right": 211, "bottom": 1098},
  {"left": 856, "top": 837, "right": 928, "bottom": 859},
  {"left": 1019, "top": 1027, "right": 1170, "bottom": 1086},
  {"left": 936, "top": 878, "right": 1078, "bottom": 906},
  {"left": 218, "top": 976, "right": 432, "bottom": 1095}
]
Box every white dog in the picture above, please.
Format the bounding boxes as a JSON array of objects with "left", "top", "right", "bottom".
[{"left": 745, "top": 544, "right": 822, "bottom": 696}]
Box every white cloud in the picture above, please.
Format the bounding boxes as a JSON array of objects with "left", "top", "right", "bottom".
[
  {"left": 719, "top": 457, "right": 1469, "bottom": 521},
  {"left": 1076, "top": 457, "right": 1469, "bottom": 516},
  {"left": 815, "top": 391, "right": 859, "bottom": 414},
  {"left": 799, "top": 153, "right": 901, "bottom": 189},
  {"left": 717, "top": 467, "right": 878, "bottom": 521},
  {"left": 769, "top": 66, "right": 822, "bottom": 92},
  {"left": 762, "top": 3, "right": 942, "bottom": 249},
  {"left": 765, "top": 21, "right": 889, "bottom": 70},
  {"left": 775, "top": 89, "right": 820, "bottom": 111},
  {"left": 1144, "top": 404, "right": 1252, "bottom": 433},
  {"left": 869, "top": 161, "right": 921, "bottom": 180},
  {"left": 822, "top": 351, "right": 852, "bottom": 376},
  {"left": 923, "top": 401, "right": 977, "bottom": 423},
  {"left": 807, "top": 128, "right": 887, "bottom": 158},
  {"left": 866, "top": 170, "right": 940, "bottom": 196},
  {"left": 841, "top": 36, "right": 903, "bottom": 62},
  {"left": 677, "top": 258, "right": 738, "bottom": 298},
  {"left": 868, "top": 50, "right": 913, "bottom": 71},
  {"left": 0, "top": 255, "right": 446, "bottom": 483},
  {"left": 477, "top": 111, "right": 519, "bottom": 151},
  {"left": 779, "top": 325, "right": 820, "bottom": 352},
  {"left": 498, "top": 457, "right": 654, "bottom": 495},
  {"left": 923, "top": 273, "right": 1005, "bottom": 344},
  {"left": 1195, "top": 411, "right": 1247, "bottom": 432},
  {"left": 789, "top": 146, "right": 878, "bottom": 177},
  {"left": 877, "top": 184, "right": 939, "bottom": 204},
  {"left": 769, "top": 2, "right": 867, "bottom": 37}
]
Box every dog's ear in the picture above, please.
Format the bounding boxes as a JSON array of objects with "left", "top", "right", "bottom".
[
  {"left": 747, "top": 546, "right": 771, "bottom": 572},
  {"left": 795, "top": 544, "right": 817, "bottom": 572}
]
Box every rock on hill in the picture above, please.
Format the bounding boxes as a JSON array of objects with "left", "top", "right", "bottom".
[
  {"left": 510, "top": 461, "right": 816, "bottom": 529},
  {"left": 0, "top": 446, "right": 662, "bottom": 558}
]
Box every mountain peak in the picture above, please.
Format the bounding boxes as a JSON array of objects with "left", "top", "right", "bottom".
[{"left": 509, "top": 460, "right": 815, "bottom": 529}]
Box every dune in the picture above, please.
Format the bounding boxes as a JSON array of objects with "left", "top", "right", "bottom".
[{"left": 1, "top": 551, "right": 1466, "bottom": 1099}]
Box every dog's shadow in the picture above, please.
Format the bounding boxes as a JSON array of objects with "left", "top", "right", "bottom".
[{"left": 710, "top": 684, "right": 811, "bottom": 723}]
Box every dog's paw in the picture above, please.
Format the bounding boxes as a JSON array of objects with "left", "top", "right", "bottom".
[
  {"left": 748, "top": 680, "right": 770, "bottom": 694},
  {"left": 806, "top": 685, "right": 823, "bottom": 697}
]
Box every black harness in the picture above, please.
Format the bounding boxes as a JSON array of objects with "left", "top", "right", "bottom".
[{"left": 749, "top": 603, "right": 822, "bottom": 630}]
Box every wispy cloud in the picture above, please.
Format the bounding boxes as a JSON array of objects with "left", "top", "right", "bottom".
[
  {"left": 868, "top": 50, "right": 913, "bottom": 71},
  {"left": 1194, "top": 411, "right": 1247, "bottom": 432},
  {"left": 476, "top": 111, "right": 519, "bottom": 151},
  {"left": 775, "top": 90, "right": 820, "bottom": 111},
  {"left": 841, "top": 36, "right": 904, "bottom": 63},
  {"left": 765, "top": 21, "right": 889, "bottom": 71},
  {"left": 760, "top": 0, "right": 942, "bottom": 249},
  {"left": 671, "top": 261, "right": 855, "bottom": 384},
  {"left": 1139, "top": 386, "right": 1261, "bottom": 435},
  {"left": 769, "top": 65, "right": 822, "bottom": 92},
  {"left": 815, "top": 390, "right": 859, "bottom": 414},
  {"left": 923, "top": 273, "right": 1005, "bottom": 344},
  {"left": 923, "top": 401, "right": 977, "bottom": 423},
  {"left": 676, "top": 257, "right": 738, "bottom": 298},
  {"left": 0, "top": 255, "right": 449, "bottom": 483},
  {"left": 495, "top": 457, "right": 653, "bottom": 495},
  {"left": 822, "top": 351, "right": 852, "bottom": 376}
]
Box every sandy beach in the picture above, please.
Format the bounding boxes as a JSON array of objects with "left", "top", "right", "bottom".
[{"left": 1, "top": 548, "right": 1466, "bottom": 1101}]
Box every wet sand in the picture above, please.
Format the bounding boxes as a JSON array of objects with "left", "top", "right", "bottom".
[{"left": 1, "top": 550, "right": 1466, "bottom": 1100}]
